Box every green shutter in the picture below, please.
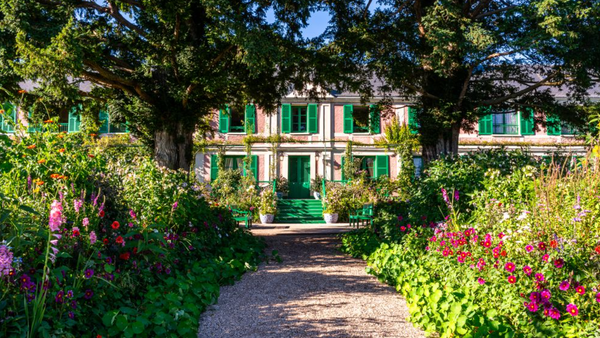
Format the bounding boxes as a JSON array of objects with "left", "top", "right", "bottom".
[
  {"left": 219, "top": 108, "right": 229, "bottom": 133},
  {"left": 341, "top": 156, "right": 345, "bottom": 180},
  {"left": 99, "top": 111, "right": 109, "bottom": 133},
  {"left": 250, "top": 155, "right": 258, "bottom": 178},
  {"left": 369, "top": 105, "right": 380, "bottom": 134},
  {"left": 343, "top": 105, "right": 353, "bottom": 133},
  {"left": 546, "top": 114, "right": 561, "bottom": 136},
  {"left": 307, "top": 103, "right": 318, "bottom": 134},
  {"left": 478, "top": 107, "right": 492, "bottom": 135},
  {"left": 408, "top": 107, "right": 418, "bottom": 134},
  {"left": 520, "top": 108, "right": 535, "bottom": 135},
  {"left": 281, "top": 104, "right": 291, "bottom": 133},
  {"left": 245, "top": 104, "right": 256, "bottom": 134},
  {"left": 68, "top": 106, "right": 81, "bottom": 133},
  {"left": 210, "top": 155, "right": 219, "bottom": 181},
  {"left": 375, "top": 155, "right": 389, "bottom": 177},
  {"left": 1, "top": 102, "right": 16, "bottom": 133}
]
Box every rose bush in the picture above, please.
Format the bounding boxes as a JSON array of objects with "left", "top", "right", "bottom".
[{"left": 0, "top": 128, "right": 264, "bottom": 337}]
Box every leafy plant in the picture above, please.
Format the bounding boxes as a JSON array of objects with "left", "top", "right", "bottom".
[{"left": 258, "top": 190, "right": 277, "bottom": 215}]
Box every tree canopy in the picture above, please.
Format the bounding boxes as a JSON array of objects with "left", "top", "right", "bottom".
[
  {"left": 322, "top": 0, "right": 600, "bottom": 160},
  {"left": 0, "top": 0, "right": 326, "bottom": 169}
]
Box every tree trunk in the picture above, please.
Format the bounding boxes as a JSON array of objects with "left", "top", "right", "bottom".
[
  {"left": 422, "top": 122, "right": 461, "bottom": 163},
  {"left": 154, "top": 122, "right": 194, "bottom": 171}
]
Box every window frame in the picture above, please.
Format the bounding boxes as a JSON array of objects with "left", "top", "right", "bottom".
[
  {"left": 492, "top": 111, "right": 519, "bottom": 135},
  {"left": 291, "top": 106, "right": 308, "bottom": 133}
]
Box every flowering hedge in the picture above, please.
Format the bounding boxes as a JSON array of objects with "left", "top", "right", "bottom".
[
  {"left": 342, "top": 151, "right": 600, "bottom": 337},
  {"left": 0, "top": 128, "right": 264, "bottom": 337}
]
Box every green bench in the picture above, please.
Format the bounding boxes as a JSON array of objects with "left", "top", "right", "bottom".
[
  {"left": 229, "top": 207, "right": 253, "bottom": 229},
  {"left": 349, "top": 204, "right": 374, "bottom": 228}
]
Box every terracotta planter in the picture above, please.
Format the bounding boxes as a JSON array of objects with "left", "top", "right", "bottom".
[
  {"left": 260, "top": 214, "right": 275, "bottom": 224},
  {"left": 323, "top": 213, "right": 338, "bottom": 224}
]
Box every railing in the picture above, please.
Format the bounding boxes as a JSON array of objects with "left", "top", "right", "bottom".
[{"left": 256, "top": 179, "right": 276, "bottom": 193}]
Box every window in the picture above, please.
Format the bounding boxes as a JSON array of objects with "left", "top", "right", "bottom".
[
  {"left": 228, "top": 107, "right": 245, "bottom": 132},
  {"left": 352, "top": 106, "right": 370, "bottom": 133},
  {"left": 561, "top": 124, "right": 577, "bottom": 135},
  {"left": 291, "top": 106, "right": 307, "bottom": 133},
  {"left": 413, "top": 156, "right": 423, "bottom": 177},
  {"left": 210, "top": 154, "right": 258, "bottom": 181},
  {"left": 224, "top": 156, "right": 244, "bottom": 171},
  {"left": 359, "top": 157, "right": 376, "bottom": 179},
  {"left": 343, "top": 105, "right": 381, "bottom": 134},
  {"left": 492, "top": 112, "right": 519, "bottom": 135}
]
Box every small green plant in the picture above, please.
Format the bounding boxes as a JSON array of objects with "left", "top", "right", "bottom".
[
  {"left": 310, "top": 175, "right": 323, "bottom": 193},
  {"left": 274, "top": 176, "right": 289, "bottom": 195}
]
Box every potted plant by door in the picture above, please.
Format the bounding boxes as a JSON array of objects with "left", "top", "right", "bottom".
[
  {"left": 274, "top": 176, "right": 289, "bottom": 199},
  {"left": 322, "top": 183, "right": 341, "bottom": 223},
  {"left": 259, "top": 189, "right": 277, "bottom": 224},
  {"left": 310, "top": 175, "right": 323, "bottom": 200}
]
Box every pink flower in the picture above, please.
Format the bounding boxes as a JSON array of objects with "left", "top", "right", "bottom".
[
  {"left": 0, "top": 245, "right": 14, "bottom": 277},
  {"left": 548, "top": 307, "right": 561, "bottom": 320},
  {"left": 523, "top": 265, "right": 532, "bottom": 275},
  {"left": 553, "top": 259, "right": 564, "bottom": 268},
  {"left": 595, "top": 292, "right": 600, "bottom": 303},
  {"left": 535, "top": 273, "right": 545, "bottom": 282},
  {"left": 508, "top": 275, "right": 517, "bottom": 284},
  {"left": 542, "top": 254, "right": 549, "bottom": 262},
  {"left": 526, "top": 302, "right": 539, "bottom": 312},
  {"left": 559, "top": 280, "right": 570, "bottom": 291},
  {"left": 541, "top": 289, "right": 551, "bottom": 300},
  {"left": 566, "top": 303, "right": 578, "bottom": 316},
  {"left": 48, "top": 200, "right": 64, "bottom": 232},
  {"left": 575, "top": 285, "right": 585, "bottom": 295},
  {"left": 82, "top": 217, "right": 89, "bottom": 227},
  {"left": 89, "top": 231, "right": 97, "bottom": 244},
  {"left": 477, "top": 277, "right": 485, "bottom": 285},
  {"left": 505, "top": 262, "right": 516, "bottom": 272}
]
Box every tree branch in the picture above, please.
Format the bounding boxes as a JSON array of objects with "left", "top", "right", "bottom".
[
  {"left": 470, "top": 0, "right": 492, "bottom": 19},
  {"left": 475, "top": 5, "right": 517, "bottom": 19},
  {"left": 83, "top": 59, "right": 155, "bottom": 104},
  {"left": 363, "top": 0, "right": 373, "bottom": 20},
  {"left": 477, "top": 71, "right": 563, "bottom": 106},
  {"left": 414, "top": 0, "right": 426, "bottom": 38},
  {"left": 77, "top": 1, "right": 147, "bottom": 39}
]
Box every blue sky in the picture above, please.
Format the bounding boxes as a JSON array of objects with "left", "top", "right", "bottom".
[{"left": 266, "top": 9, "right": 331, "bottom": 38}]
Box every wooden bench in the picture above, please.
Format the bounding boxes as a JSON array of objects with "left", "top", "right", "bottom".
[
  {"left": 229, "top": 207, "right": 253, "bottom": 229},
  {"left": 349, "top": 204, "right": 374, "bottom": 228}
]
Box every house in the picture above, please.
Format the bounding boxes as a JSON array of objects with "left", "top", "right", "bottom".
[{"left": 195, "top": 83, "right": 599, "bottom": 197}]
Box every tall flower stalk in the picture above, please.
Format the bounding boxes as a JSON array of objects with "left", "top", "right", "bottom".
[{"left": 27, "top": 201, "right": 63, "bottom": 338}]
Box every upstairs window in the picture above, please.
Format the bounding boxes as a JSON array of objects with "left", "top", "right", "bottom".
[
  {"left": 343, "top": 105, "right": 381, "bottom": 134},
  {"left": 291, "top": 106, "right": 308, "bottom": 132},
  {"left": 479, "top": 107, "right": 534, "bottom": 136},
  {"left": 228, "top": 107, "right": 245, "bottom": 133},
  {"left": 218, "top": 105, "right": 256, "bottom": 134}
]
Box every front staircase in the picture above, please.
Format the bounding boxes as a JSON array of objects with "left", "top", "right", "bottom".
[{"left": 275, "top": 199, "right": 324, "bottom": 223}]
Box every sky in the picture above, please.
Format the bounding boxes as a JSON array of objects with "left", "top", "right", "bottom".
[{"left": 266, "top": 9, "right": 332, "bottom": 39}]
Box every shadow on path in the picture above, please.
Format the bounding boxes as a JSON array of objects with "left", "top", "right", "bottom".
[{"left": 198, "top": 235, "right": 424, "bottom": 338}]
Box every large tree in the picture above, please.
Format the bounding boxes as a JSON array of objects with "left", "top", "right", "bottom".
[
  {"left": 324, "top": 0, "right": 600, "bottom": 161},
  {"left": 0, "top": 0, "right": 323, "bottom": 170}
]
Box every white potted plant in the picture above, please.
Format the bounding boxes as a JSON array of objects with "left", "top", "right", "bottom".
[
  {"left": 322, "top": 183, "right": 341, "bottom": 223},
  {"left": 311, "top": 175, "right": 323, "bottom": 200},
  {"left": 259, "top": 189, "right": 277, "bottom": 224}
]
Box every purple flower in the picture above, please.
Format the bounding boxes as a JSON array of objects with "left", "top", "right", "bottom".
[
  {"left": 55, "top": 290, "right": 65, "bottom": 304},
  {"left": 129, "top": 209, "right": 136, "bottom": 219},
  {"left": 84, "top": 289, "right": 94, "bottom": 300},
  {"left": 68, "top": 311, "right": 75, "bottom": 319},
  {"left": 530, "top": 292, "right": 541, "bottom": 303},
  {"left": 454, "top": 190, "right": 459, "bottom": 201},
  {"left": 559, "top": 280, "right": 570, "bottom": 291},
  {"left": 27, "top": 176, "right": 32, "bottom": 190},
  {"left": 66, "top": 290, "right": 74, "bottom": 298},
  {"left": 0, "top": 245, "right": 14, "bottom": 277},
  {"left": 172, "top": 201, "right": 178, "bottom": 210},
  {"left": 84, "top": 269, "right": 94, "bottom": 279}
]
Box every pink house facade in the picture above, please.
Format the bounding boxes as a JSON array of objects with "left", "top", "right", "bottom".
[{"left": 194, "top": 84, "right": 598, "bottom": 195}]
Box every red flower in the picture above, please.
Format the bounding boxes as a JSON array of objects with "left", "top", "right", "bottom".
[
  {"left": 26, "top": 144, "right": 36, "bottom": 149},
  {"left": 508, "top": 275, "right": 517, "bottom": 284},
  {"left": 538, "top": 242, "right": 546, "bottom": 251},
  {"left": 88, "top": 154, "right": 95, "bottom": 158},
  {"left": 99, "top": 210, "right": 105, "bottom": 218},
  {"left": 550, "top": 240, "right": 558, "bottom": 248},
  {"left": 103, "top": 238, "right": 108, "bottom": 245},
  {"left": 133, "top": 247, "right": 138, "bottom": 254},
  {"left": 111, "top": 221, "right": 120, "bottom": 230},
  {"left": 595, "top": 245, "right": 600, "bottom": 255},
  {"left": 119, "top": 252, "right": 130, "bottom": 260},
  {"left": 576, "top": 285, "right": 585, "bottom": 295},
  {"left": 115, "top": 236, "right": 124, "bottom": 244}
]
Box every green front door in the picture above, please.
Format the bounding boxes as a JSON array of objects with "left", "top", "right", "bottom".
[{"left": 288, "top": 156, "right": 310, "bottom": 199}]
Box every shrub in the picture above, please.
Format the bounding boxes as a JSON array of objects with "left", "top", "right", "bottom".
[{"left": 0, "top": 130, "right": 264, "bottom": 337}]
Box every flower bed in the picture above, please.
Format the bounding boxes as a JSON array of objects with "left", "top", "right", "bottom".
[
  {"left": 341, "top": 151, "right": 600, "bottom": 337},
  {"left": 0, "top": 130, "right": 264, "bottom": 337}
]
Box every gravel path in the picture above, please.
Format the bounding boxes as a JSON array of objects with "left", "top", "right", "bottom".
[{"left": 198, "top": 234, "right": 425, "bottom": 338}]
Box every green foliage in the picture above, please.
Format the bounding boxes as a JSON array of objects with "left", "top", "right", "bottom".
[
  {"left": 0, "top": 131, "right": 264, "bottom": 337},
  {"left": 339, "top": 229, "right": 382, "bottom": 260},
  {"left": 258, "top": 189, "right": 277, "bottom": 215},
  {"left": 341, "top": 150, "right": 600, "bottom": 337},
  {"left": 210, "top": 169, "right": 259, "bottom": 213},
  {"left": 310, "top": 175, "right": 323, "bottom": 193},
  {"left": 382, "top": 119, "right": 419, "bottom": 183}
]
